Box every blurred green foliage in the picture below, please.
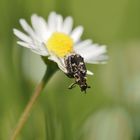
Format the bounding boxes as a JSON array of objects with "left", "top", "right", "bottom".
[{"left": 0, "top": 0, "right": 140, "bottom": 140}]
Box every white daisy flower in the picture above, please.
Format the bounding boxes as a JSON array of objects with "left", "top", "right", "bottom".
[{"left": 13, "top": 11, "right": 108, "bottom": 92}]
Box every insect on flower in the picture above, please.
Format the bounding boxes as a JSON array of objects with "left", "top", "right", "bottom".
[
  {"left": 13, "top": 11, "right": 108, "bottom": 92},
  {"left": 64, "top": 53, "right": 90, "bottom": 92}
]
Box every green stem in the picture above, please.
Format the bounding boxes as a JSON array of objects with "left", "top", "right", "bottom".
[{"left": 11, "top": 65, "right": 57, "bottom": 140}]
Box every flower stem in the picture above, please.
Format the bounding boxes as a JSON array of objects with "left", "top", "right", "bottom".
[{"left": 11, "top": 65, "right": 57, "bottom": 140}]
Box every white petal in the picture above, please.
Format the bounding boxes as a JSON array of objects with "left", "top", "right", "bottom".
[
  {"left": 71, "top": 26, "right": 84, "bottom": 43},
  {"left": 48, "top": 52, "right": 67, "bottom": 73},
  {"left": 31, "top": 14, "right": 39, "bottom": 32},
  {"left": 31, "top": 48, "right": 48, "bottom": 56},
  {"left": 19, "top": 19, "right": 40, "bottom": 42},
  {"left": 75, "top": 43, "right": 108, "bottom": 64},
  {"left": 56, "top": 14, "right": 63, "bottom": 32},
  {"left": 38, "top": 21, "right": 50, "bottom": 41},
  {"left": 13, "top": 29, "right": 32, "bottom": 43},
  {"left": 86, "top": 55, "right": 108, "bottom": 64},
  {"left": 62, "top": 16, "right": 73, "bottom": 34},
  {"left": 17, "top": 41, "right": 48, "bottom": 56},
  {"left": 20, "top": 18, "right": 49, "bottom": 50},
  {"left": 48, "top": 12, "right": 57, "bottom": 32},
  {"left": 74, "top": 39, "right": 92, "bottom": 51},
  {"left": 87, "top": 70, "right": 94, "bottom": 75},
  {"left": 17, "top": 41, "right": 31, "bottom": 48},
  {"left": 31, "top": 14, "right": 50, "bottom": 42}
]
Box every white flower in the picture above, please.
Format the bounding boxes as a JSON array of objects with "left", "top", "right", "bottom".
[{"left": 13, "top": 11, "right": 108, "bottom": 75}]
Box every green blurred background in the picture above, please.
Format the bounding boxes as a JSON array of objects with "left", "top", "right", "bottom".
[{"left": 0, "top": 0, "right": 140, "bottom": 140}]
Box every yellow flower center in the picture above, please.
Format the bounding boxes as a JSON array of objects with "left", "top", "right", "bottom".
[{"left": 47, "top": 32, "right": 73, "bottom": 57}]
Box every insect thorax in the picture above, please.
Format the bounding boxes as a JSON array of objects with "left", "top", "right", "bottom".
[{"left": 64, "top": 53, "right": 90, "bottom": 92}]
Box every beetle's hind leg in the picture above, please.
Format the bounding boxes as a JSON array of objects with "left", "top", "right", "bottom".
[{"left": 68, "top": 82, "right": 77, "bottom": 89}]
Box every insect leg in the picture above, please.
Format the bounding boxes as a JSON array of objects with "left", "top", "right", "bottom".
[{"left": 68, "top": 82, "right": 77, "bottom": 89}]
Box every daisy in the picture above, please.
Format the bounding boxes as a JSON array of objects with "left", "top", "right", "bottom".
[{"left": 13, "top": 11, "right": 108, "bottom": 92}]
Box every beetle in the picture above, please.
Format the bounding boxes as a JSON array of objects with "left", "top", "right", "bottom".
[{"left": 64, "top": 53, "right": 90, "bottom": 92}]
